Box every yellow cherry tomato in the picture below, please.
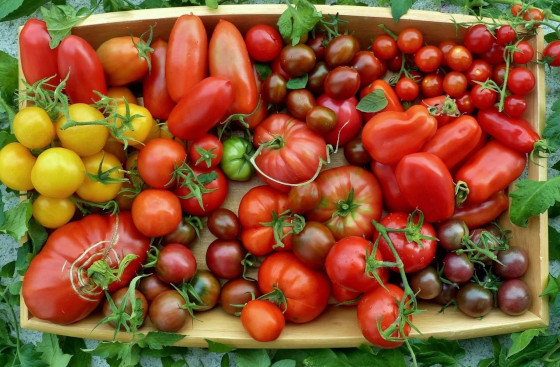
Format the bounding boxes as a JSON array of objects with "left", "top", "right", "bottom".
[
  {"left": 112, "top": 103, "right": 154, "bottom": 147},
  {"left": 31, "top": 147, "right": 85, "bottom": 198},
  {"left": 106, "top": 86, "right": 138, "bottom": 105},
  {"left": 32, "top": 195, "right": 76, "bottom": 228},
  {"left": 76, "top": 151, "right": 125, "bottom": 203},
  {"left": 55, "top": 103, "right": 109, "bottom": 157},
  {"left": 103, "top": 135, "right": 126, "bottom": 163},
  {"left": 0, "top": 142, "right": 36, "bottom": 191},
  {"left": 13, "top": 106, "right": 55, "bottom": 149}
]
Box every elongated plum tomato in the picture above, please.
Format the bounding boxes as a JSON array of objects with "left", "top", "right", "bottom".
[
  {"left": 19, "top": 19, "right": 59, "bottom": 88},
  {"left": 143, "top": 39, "right": 176, "bottom": 120}
]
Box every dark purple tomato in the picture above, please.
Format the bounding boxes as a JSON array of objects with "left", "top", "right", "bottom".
[
  {"left": 156, "top": 243, "right": 198, "bottom": 285},
  {"left": 351, "top": 51, "right": 386, "bottom": 87},
  {"left": 434, "top": 282, "right": 458, "bottom": 305},
  {"left": 208, "top": 208, "right": 240, "bottom": 240},
  {"left": 307, "top": 61, "right": 330, "bottom": 95},
  {"left": 280, "top": 44, "right": 316, "bottom": 77},
  {"left": 286, "top": 89, "right": 316, "bottom": 120},
  {"left": 307, "top": 32, "right": 326, "bottom": 60},
  {"left": 206, "top": 239, "right": 246, "bottom": 279},
  {"left": 220, "top": 278, "right": 261, "bottom": 315},
  {"left": 409, "top": 266, "right": 443, "bottom": 300},
  {"left": 442, "top": 252, "right": 474, "bottom": 283},
  {"left": 457, "top": 282, "right": 493, "bottom": 318},
  {"left": 138, "top": 273, "right": 173, "bottom": 302},
  {"left": 498, "top": 279, "right": 531, "bottom": 316},
  {"left": 305, "top": 105, "right": 338, "bottom": 135},
  {"left": 325, "top": 34, "right": 360, "bottom": 67},
  {"left": 344, "top": 136, "right": 372, "bottom": 166},
  {"left": 262, "top": 72, "right": 288, "bottom": 104},
  {"left": 324, "top": 66, "right": 361, "bottom": 100},
  {"left": 494, "top": 247, "right": 529, "bottom": 279},
  {"left": 190, "top": 270, "right": 221, "bottom": 311},
  {"left": 163, "top": 218, "right": 198, "bottom": 247},
  {"left": 149, "top": 290, "right": 189, "bottom": 332},
  {"left": 291, "top": 221, "right": 336, "bottom": 269},
  {"left": 438, "top": 219, "right": 469, "bottom": 252}
]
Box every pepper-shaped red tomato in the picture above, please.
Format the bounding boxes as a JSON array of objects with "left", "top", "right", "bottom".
[
  {"left": 316, "top": 95, "right": 363, "bottom": 146},
  {"left": 58, "top": 35, "right": 107, "bottom": 104},
  {"left": 371, "top": 161, "right": 414, "bottom": 213},
  {"left": 421, "top": 115, "right": 482, "bottom": 169},
  {"left": 360, "top": 79, "right": 403, "bottom": 122},
  {"left": 258, "top": 252, "right": 331, "bottom": 323},
  {"left": 209, "top": 19, "right": 258, "bottom": 115},
  {"left": 19, "top": 19, "right": 59, "bottom": 88},
  {"left": 253, "top": 114, "right": 327, "bottom": 192},
  {"left": 452, "top": 191, "right": 509, "bottom": 229},
  {"left": 167, "top": 76, "right": 234, "bottom": 141},
  {"left": 362, "top": 105, "right": 437, "bottom": 165},
  {"left": 455, "top": 140, "right": 527, "bottom": 204},
  {"left": 477, "top": 106, "right": 541, "bottom": 153},
  {"left": 396, "top": 152, "right": 455, "bottom": 222},
  {"left": 421, "top": 95, "right": 460, "bottom": 127},
  {"left": 306, "top": 165, "right": 383, "bottom": 240},
  {"left": 238, "top": 185, "right": 293, "bottom": 256},
  {"left": 143, "top": 39, "right": 176, "bottom": 120},
  {"left": 166, "top": 14, "right": 208, "bottom": 102},
  {"left": 22, "top": 212, "right": 150, "bottom": 325}
]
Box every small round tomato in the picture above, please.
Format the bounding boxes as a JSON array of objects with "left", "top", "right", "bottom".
[
  {"left": 415, "top": 45, "right": 443, "bottom": 72},
  {"left": 344, "top": 136, "right": 372, "bottom": 166},
  {"left": 457, "top": 283, "right": 493, "bottom": 318},
  {"left": 395, "top": 77, "right": 419, "bottom": 101},
  {"left": 97, "top": 36, "right": 150, "bottom": 86},
  {"left": 305, "top": 105, "right": 337, "bottom": 135},
  {"left": 220, "top": 136, "right": 255, "bottom": 182},
  {"left": 13, "top": 106, "right": 55, "bottom": 149},
  {"left": 31, "top": 147, "right": 85, "bottom": 198},
  {"left": 106, "top": 86, "right": 138, "bottom": 105},
  {"left": 112, "top": 103, "right": 155, "bottom": 147},
  {"left": 244, "top": 24, "right": 283, "bottom": 62},
  {"left": 463, "top": 24, "right": 494, "bottom": 53},
  {"left": 76, "top": 151, "right": 124, "bottom": 203},
  {"left": 102, "top": 287, "right": 148, "bottom": 328},
  {"left": 149, "top": 290, "right": 189, "bottom": 332},
  {"left": 220, "top": 278, "right": 261, "bottom": 315},
  {"left": 138, "top": 274, "right": 172, "bottom": 302},
  {"left": 511, "top": 4, "right": 522, "bottom": 16},
  {"left": 325, "top": 34, "right": 360, "bottom": 67},
  {"left": 481, "top": 42, "right": 506, "bottom": 65},
  {"left": 206, "top": 239, "right": 246, "bottom": 279},
  {"left": 544, "top": 40, "right": 560, "bottom": 67},
  {"left": 280, "top": 44, "right": 316, "bottom": 77},
  {"left": 446, "top": 45, "right": 472, "bottom": 72},
  {"left": 498, "top": 279, "right": 531, "bottom": 316},
  {"left": 496, "top": 25, "right": 516, "bottom": 45},
  {"left": 189, "top": 134, "right": 223, "bottom": 170},
  {"left": 456, "top": 92, "right": 475, "bottom": 114},
  {"left": 507, "top": 67, "right": 535, "bottom": 95},
  {"left": 175, "top": 166, "right": 228, "bottom": 216},
  {"left": 397, "top": 27, "right": 423, "bottom": 54},
  {"left": 420, "top": 73, "right": 444, "bottom": 98},
  {"left": 324, "top": 66, "right": 361, "bottom": 100},
  {"left": 137, "top": 138, "right": 187, "bottom": 189},
  {"left": 523, "top": 8, "right": 544, "bottom": 27},
  {"left": 156, "top": 243, "right": 197, "bottom": 285},
  {"left": 442, "top": 252, "right": 474, "bottom": 283},
  {"left": 492, "top": 63, "right": 507, "bottom": 85},
  {"left": 438, "top": 40, "right": 456, "bottom": 66},
  {"left": 409, "top": 266, "right": 442, "bottom": 300},
  {"left": 286, "top": 89, "right": 316, "bottom": 120},
  {"left": 0, "top": 142, "right": 36, "bottom": 191},
  {"left": 241, "top": 300, "right": 285, "bottom": 342},
  {"left": 443, "top": 71, "right": 468, "bottom": 98},
  {"left": 208, "top": 208, "right": 240, "bottom": 240},
  {"left": 465, "top": 59, "right": 492, "bottom": 87},
  {"left": 470, "top": 84, "right": 497, "bottom": 110},
  {"left": 512, "top": 41, "right": 534, "bottom": 64},
  {"left": 263, "top": 72, "right": 288, "bottom": 104},
  {"left": 292, "top": 221, "right": 335, "bottom": 270},
  {"left": 163, "top": 217, "right": 200, "bottom": 247},
  {"left": 307, "top": 33, "right": 326, "bottom": 60},
  {"left": 287, "top": 181, "right": 321, "bottom": 214},
  {"left": 190, "top": 270, "right": 221, "bottom": 311},
  {"left": 351, "top": 51, "right": 386, "bottom": 87},
  {"left": 131, "top": 189, "right": 182, "bottom": 237},
  {"left": 504, "top": 94, "right": 528, "bottom": 117},
  {"left": 372, "top": 34, "right": 398, "bottom": 60},
  {"left": 307, "top": 61, "right": 330, "bottom": 95},
  {"left": 32, "top": 195, "right": 76, "bottom": 229}
]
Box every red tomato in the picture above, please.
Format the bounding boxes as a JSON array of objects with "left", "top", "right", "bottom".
[
  {"left": 175, "top": 166, "right": 228, "bottom": 216},
  {"left": 166, "top": 14, "right": 208, "bottom": 102},
  {"left": 395, "top": 77, "right": 419, "bottom": 101},
  {"left": 362, "top": 105, "right": 437, "bottom": 165},
  {"left": 420, "top": 73, "right": 444, "bottom": 98},
  {"left": 324, "top": 66, "right": 361, "bottom": 100},
  {"left": 544, "top": 40, "right": 560, "bottom": 67},
  {"left": 210, "top": 19, "right": 258, "bottom": 115},
  {"left": 507, "top": 67, "right": 535, "bottom": 95},
  {"left": 131, "top": 189, "right": 182, "bottom": 237},
  {"left": 372, "top": 34, "right": 397, "bottom": 60},
  {"left": 504, "top": 95, "right": 528, "bottom": 117},
  {"left": 465, "top": 59, "right": 492, "bottom": 87},
  {"left": 137, "top": 138, "right": 187, "bottom": 189},
  {"left": 371, "top": 161, "right": 414, "bottom": 213},
  {"left": 397, "top": 27, "right": 423, "bottom": 54},
  {"left": 22, "top": 212, "right": 150, "bottom": 324},
  {"left": 96, "top": 36, "right": 150, "bottom": 86},
  {"left": 446, "top": 45, "right": 472, "bottom": 72},
  {"left": 443, "top": 71, "right": 468, "bottom": 98},
  {"left": 143, "top": 39, "right": 176, "bottom": 120},
  {"left": 306, "top": 165, "right": 383, "bottom": 240},
  {"left": 452, "top": 191, "right": 510, "bottom": 229},
  {"left": 241, "top": 300, "right": 285, "bottom": 341},
  {"left": 19, "top": 19, "right": 59, "bottom": 88},
  {"left": 415, "top": 45, "right": 443, "bottom": 73},
  {"left": 470, "top": 84, "right": 497, "bottom": 110},
  {"left": 316, "top": 95, "right": 363, "bottom": 146},
  {"left": 189, "top": 134, "right": 223, "bottom": 169},
  {"left": 167, "top": 77, "right": 234, "bottom": 141},
  {"left": 156, "top": 243, "right": 197, "bottom": 285},
  {"left": 325, "top": 34, "right": 360, "bottom": 67},
  {"left": 258, "top": 252, "right": 331, "bottom": 323},
  {"left": 360, "top": 80, "right": 403, "bottom": 122},
  {"left": 244, "top": 24, "right": 283, "bottom": 62},
  {"left": 496, "top": 25, "right": 516, "bottom": 45},
  {"left": 58, "top": 35, "right": 107, "bottom": 104},
  {"left": 463, "top": 24, "right": 494, "bottom": 54},
  {"left": 512, "top": 41, "right": 534, "bottom": 64},
  {"left": 325, "top": 236, "right": 388, "bottom": 293},
  {"left": 351, "top": 51, "right": 386, "bottom": 87},
  {"left": 205, "top": 239, "right": 246, "bottom": 279},
  {"left": 481, "top": 42, "right": 506, "bottom": 65},
  {"left": 253, "top": 113, "right": 327, "bottom": 192}
]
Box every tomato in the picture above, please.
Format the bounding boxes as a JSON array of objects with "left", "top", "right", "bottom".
[
  {"left": 305, "top": 105, "right": 337, "bottom": 135},
  {"left": 507, "top": 67, "right": 535, "bottom": 95},
  {"left": 307, "top": 165, "right": 383, "bottom": 240},
  {"left": 287, "top": 182, "right": 321, "bottom": 214},
  {"left": 280, "top": 44, "right": 317, "bottom": 77},
  {"left": 106, "top": 86, "right": 137, "bottom": 105},
  {"left": 498, "top": 279, "right": 531, "bottom": 316},
  {"left": 220, "top": 136, "right": 255, "bottom": 182},
  {"left": 396, "top": 153, "right": 455, "bottom": 222},
  {"left": 420, "top": 73, "right": 444, "bottom": 98},
  {"left": 238, "top": 185, "right": 292, "bottom": 256},
  {"left": 438, "top": 40, "right": 456, "bottom": 66},
  {"left": 481, "top": 42, "right": 506, "bottom": 65},
  {"left": 19, "top": 19, "right": 59, "bottom": 88},
  {"left": 544, "top": 40, "right": 560, "bottom": 67},
  {"left": 32, "top": 195, "right": 76, "bottom": 229},
  {"left": 241, "top": 300, "right": 285, "bottom": 342},
  {"left": 166, "top": 14, "right": 208, "bottom": 102},
  {"left": 138, "top": 274, "right": 172, "bottom": 302},
  {"left": 471, "top": 83, "right": 498, "bottom": 110},
  {"left": 163, "top": 217, "right": 200, "bottom": 247},
  {"left": 156, "top": 243, "right": 197, "bottom": 285},
  {"left": 421, "top": 115, "right": 482, "bottom": 169},
  {"left": 220, "top": 278, "right": 261, "bottom": 315},
  {"left": 397, "top": 27, "right": 423, "bottom": 54},
  {"left": 465, "top": 59, "right": 492, "bottom": 87},
  {"left": 112, "top": 103, "right": 155, "bottom": 147},
  {"left": 286, "top": 89, "right": 316, "bottom": 120},
  {"left": 463, "top": 24, "right": 493, "bottom": 54},
  {"left": 357, "top": 284, "right": 410, "bottom": 349},
  {"left": 395, "top": 77, "right": 419, "bottom": 101},
  {"left": 149, "top": 290, "right": 189, "bottom": 332},
  {"left": 512, "top": 41, "right": 534, "bottom": 64},
  {"left": 210, "top": 19, "right": 258, "bottom": 115},
  {"left": 372, "top": 34, "right": 397, "bottom": 60},
  {"left": 410, "top": 266, "right": 442, "bottom": 300},
  {"left": 76, "top": 151, "right": 124, "bottom": 203},
  {"left": 421, "top": 95, "right": 460, "bottom": 127},
  {"left": 316, "top": 95, "right": 362, "bottom": 146},
  {"left": 208, "top": 208, "right": 240, "bottom": 240},
  {"left": 292, "top": 221, "right": 335, "bottom": 270},
  {"left": 415, "top": 45, "right": 443, "bottom": 73},
  {"left": 325, "top": 34, "right": 360, "bottom": 67},
  {"left": 307, "top": 32, "right": 326, "bottom": 60},
  {"left": 97, "top": 36, "right": 150, "bottom": 86},
  {"left": 22, "top": 212, "right": 150, "bottom": 324},
  {"left": 455, "top": 140, "right": 526, "bottom": 204},
  {"left": 523, "top": 7, "right": 544, "bottom": 26},
  {"left": 456, "top": 92, "right": 475, "bottom": 115},
  {"left": 511, "top": 4, "right": 522, "bottom": 16},
  {"left": 452, "top": 190, "right": 509, "bottom": 229},
  {"left": 477, "top": 106, "right": 540, "bottom": 153},
  {"left": 0, "top": 142, "right": 36, "bottom": 191},
  {"left": 245, "top": 24, "right": 283, "bottom": 62},
  {"left": 503, "top": 94, "right": 527, "bottom": 117},
  {"left": 307, "top": 61, "right": 330, "bottom": 95},
  {"left": 190, "top": 270, "right": 221, "bottom": 311},
  {"left": 206, "top": 239, "right": 246, "bottom": 279},
  {"left": 446, "top": 45, "right": 472, "bottom": 72},
  {"left": 262, "top": 73, "right": 288, "bottom": 104},
  {"left": 102, "top": 287, "right": 148, "bottom": 328},
  {"left": 457, "top": 283, "right": 493, "bottom": 318},
  {"left": 189, "top": 134, "right": 223, "bottom": 169},
  {"left": 175, "top": 166, "right": 228, "bottom": 216},
  {"left": 351, "top": 51, "right": 386, "bottom": 87},
  {"left": 360, "top": 79, "right": 403, "bottom": 122},
  {"left": 131, "top": 189, "right": 182, "bottom": 237},
  {"left": 362, "top": 105, "right": 437, "bottom": 165},
  {"left": 331, "top": 282, "right": 361, "bottom": 305},
  {"left": 492, "top": 63, "right": 507, "bottom": 85},
  {"left": 443, "top": 71, "right": 468, "bottom": 98},
  {"left": 167, "top": 77, "right": 234, "bottom": 141},
  {"left": 55, "top": 103, "right": 109, "bottom": 157},
  {"left": 324, "top": 66, "right": 361, "bottom": 100},
  {"left": 258, "top": 252, "right": 331, "bottom": 323},
  {"left": 137, "top": 138, "right": 187, "bottom": 189},
  {"left": 371, "top": 162, "right": 414, "bottom": 213},
  {"left": 443, "top": 252, "right": 474, "bottom": 282},
  {"left": 496, "top": 25, "right": 516, "bottom": 45},
  {"left": 13, "top": 106, "right": 55, "bottom": 149},
  {"left": 31, "top": 148, "right": 85, "bottom": 199},
  {"left": 143, "top": 39, "right": 176, "bottom": 120},
  {"left": 344, "top": 136, "right": 372, "bottom": 166},
  {"left": 253, "top": 113, "right": 327, "bottom": 192},
  {"left": 58, "top": 35, "right": 107, "bottom": 104}
]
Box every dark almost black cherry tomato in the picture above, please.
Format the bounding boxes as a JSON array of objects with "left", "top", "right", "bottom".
[
  {"left": 494, "top": 247, "right": 529, "bottom": 279},
  {"left": 286, "top": 89, "right": 316, "bottom": 120},
  {"left": 190, "top": 269, "right": 221, "bottom": 311},
  {"left": 498, "top": 279, "right": 531, "bottom": 316},
  {"left": 306, "top": 105, "right": 338, "bottom": 135},
  {"left": 208, "top": 208, "right": 240, "bottom": 240},
  {"left": 307, "top": 61, "right": 330, "bottom": 95},
  {"left": 280, "top": 44, "right": 316, "bottom": 77},
  {"left": 206, "top": 239, "right": 246, "bottom": 280},
  {"left": 307, "top": 32, "right": 326, "bottom": 60},
  {"left": 262, "top": 72, "right": 287, "bottom": 104},
  {"left": 163, "top": 217, "right": 198, "bottom": 247},
  {"left": 457, "top": 283, "right": 493, "bottom": 318},
  {"left": 149, "top": 290, "right": 189, "bottom": 332},
  {"left": 138, "top": 273, "right": 172, "bottom": 302},
  {"left": 434, "top": 282, "right": 458, "bottom": 305},
  {"left": 324, "top": 66, "right": 361, "bottom": 100},
  {"left": 325, "top": 34, "right": 360, "bottom": 67},
  {"left": 442, "top": 252, "right": 474, "bottom": 283},
  {"left": 344, "top": 136, "right": 371, "bottom": 166},
  {"left": 292, "top": 221, "right": 335, "bottom": 269},
  {"left": 351, "top": 51, "right": 386, "bottom": 87},
  {"left": 409, "top": 266, "right": 442, "bottom": 300},
  {"left": 220, "top": 278, "right": 261, "bottom": 315},
  {"left": 438, "top": 218, "right": 469, "bottom": 252}
]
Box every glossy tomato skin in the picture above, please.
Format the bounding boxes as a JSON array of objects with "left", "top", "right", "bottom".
[
  {"left": 19, "top": 19, "right": 59, "bottom": 88},
  {"left": 156, "top": 243, "right": 197, "bottom": 285},
  {"left": 175, "top": 166, "right": 228, "bottom": 216},
  {"left": 325, "top": 34, "right": 360, "bottom": 67},
  {"left": 351, "top": 51, "right": 386, "bottom": 87},
  {"left": 253, "top": 113, "right": 327, "bottom": 192},
  {"left": 166, "top": 14, "right": 208, "bottom": 102},
  {"left": 245, "top": 24, "right": 283, "bottom": 62},
  {"left": 189, "top": 134, "right": 223, "bottom": 170},
  {"left": 507, "top": 67, "right": 535, "bottom": 95},
  {"left": 241, "top": 300, "right": 285, "bottom": 342},
  {"left": 22, "top": 212, "right": 150, "bottom": 324},
  {"left": 167, "top": 77, "right": 234, "bottom": 141},
  {"left": 96, "top": 36, "right": 150, "bottom": 86},
  {"left": 463, "top": 24, "right": 494, "bottom": 54},
  {"left": 138, "top": 274, "right": 172, "bottom": 302},
  {"left": 206, "top": 239, "right": 246, "bottom": 279},
  {"left": 131, "top": 189, "right": 182, "bottom": 237},
  {"left": 307, "top": 166, "right": 383, "bottom": 240},
  {"left": 220, "top": 278, "right": 261, "bottom": 315},
  {"left": 190, "top": 270, "right": 221, "bottom": 311},
  {"left": 357, "top": 284, "right": 411, "bottom": 349},
  {"left": 396, "top": 153, "right": 455, "bottom": 223},
  {"left": 287, "top": 182, "right": 321, "bottom": 214},
  {"left": 371, "top": 161, "right": 414, "bottom": 213},
  {"left": 324, "top": 66, "right": 361, "bottom": 100},
  {"left": 207, "top": 208, "right": 240, "bottom": 240},
  {"left": 325, "top": 236, "right": 388, "bottom": 293},
  {"left": 452, "top": 190, "right": 509, "bottom": 229},
  {"left": 210, "top": 19, "right": 258, "bottom": 115},
  {"left": 362, "top": 105, "right": 437, "bottom": 165},
  {"left": 360, "top": 80, "right": 403, "bottom": 122},
  {"left": 456, "top": 140, "right": 527, "bottom": 204},
  {"left": 149, "top": 290, "right": 189, "bottom": 332},
  {"left": 316, "top": 95, "right": 363, "bottom": 146},
  {"left": 258, "top": 252, "right": 331, "bottom": 323},
  {"left": 58, "top": 35, "right": 107, "bottom": 104},
  {"left": 544, "top": 40, "right": 560, "bottom": 67},
  {"left": 292, "top": 221, "right": 336, "bottom": 270},
  {"left": 143, "top": 39, "right": 176, "bottom": 120},
  {"left": 376, "top": 212, "right": 437, "bottom": 273},
  {"left": 137, "top": 138, "right": 187, "bottom": 189}
]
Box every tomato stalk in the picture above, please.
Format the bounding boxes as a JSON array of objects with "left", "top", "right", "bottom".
[
  {"left": 132, "top": 25, "right": 155, "bottom": 72},
  {"left": 69, "top": 196, "right": 120, "bottom": 215},
  {"left": 219, "top": 98, "right": 264, "bottom": 135},
  {"left": 333, "top": 189, "right": 361, "bottom": 218},
  {"left": 261, "top": 210, "right": 305, "bottom": 249},
  {"left": 475, "top": 0, "right": 560, "bottom": 23},
  {"left": 20, "top": 73, "right": 71, "bottom": 121},
  {"left": 87, "top": 253, "right": 139, "bottom": 291},
  {"left": 455, "top": 181, "right": 470, "bottom": 206},
  {"left": 0, "top": 284, "right": 25, "bottom": 365},
  {"left": 424, "top": 96, "right": 460, "bottom": 119},
  {"left": 241, "top": 253, "right": 260, "bottom": 281},
  {"left": 258, "top": 285, "right": 289, "bottom": 313},
  {"left": 175, "top": 282, "right": 209, "bottom": 320},
  {"left": 172, "top": 163, "right": 218, "bottom": 210},
  {"left": 86, "top": 152, "right": 130, "bottom": 185},
  {"left": 456, "top": 230, "right": 508, "bottom": 265}
]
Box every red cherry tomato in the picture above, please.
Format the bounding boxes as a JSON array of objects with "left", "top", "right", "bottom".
[{"left": 244, "top": 24, "right": 283, "bottom": 62}]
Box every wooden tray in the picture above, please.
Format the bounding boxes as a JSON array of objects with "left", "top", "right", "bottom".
[{"left": 19, "top": 4, "right": 548, "bottom": 348}]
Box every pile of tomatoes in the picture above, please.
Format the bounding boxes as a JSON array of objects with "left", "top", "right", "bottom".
[{"left": 8, "top": 3, "right": 551, "bottom": 349}]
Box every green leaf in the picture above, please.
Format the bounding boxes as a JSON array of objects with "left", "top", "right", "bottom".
[
  {"left": 20, "top": 343, "right": 49, "bottom": 367},
  {"left": 37, "top": 334, "right": 72, "bottom": 367},
  {"left": 508, "top": 329, "right": 547, "bottom": 358},
  {"left": 273, "top": 349, "right": 309, "bottom": 365},
  {"left": 0, "top": 50, "right": 18, "bottom": 117},
  {"left": 357, "top": 89, "right": 388, "bottom": 113},
  {"left": 303, "top": 349, "right": 350, "bottom": 367},
  {"left": 59, "top": 337, "right": 92, "bottom": 367},
  {"left": 161, "top": 356, "right": 187, "bottom": 367},
  {"left": 509, "top": 177, "right": 560, "bottom": 227},
  {"left": 0, "top": 261, "right": 15, "bottom": 277},
  {"left": 505, "top": 335, "right": 558, "bottom": 366},
  {"left": 545, "top": 32, "right": 560, "bottom": 43},
  {"left": 543, "top": 99, "right": 560, "bottom": 153},
  {"left": 40, "top": 5, "right": 92, "bottom": 48},
  {"left": 549, "top": 225, "right": 560, "bottom": 261},
  {"left": 0, "top": 131, "right": 17, "bottom": 150},
  {"left": 206, "top": 339, "right": 235, "bottom": 353},
  {"left": 205, "top": 0, "right": 218, "bottom": 8},
  {"left": 235, "top": 349, "right": 271, "bottom": 367},
  {"left": 255, "top": 63, "right": 272, "bottom": 81},
  {"left": 0, "top": 199, "right": 32, "bottom": 242},
  {"left": 287, "top": 74, "right": 308, "bottom": 90},
  {"left": 0, "top": 0, "right": 50, "bottom": 21},
  {"left": 136, "top": 331, "right": 185, "bottom": 350},
  {"left": 87, "top": 341, "right": 127, "bottom": 359},
  {"left": 28, "top": 218, "right": 48, "bottom": 254},
  {"left": 391, "top": 0, "right": 413, "bottom": 22},
  {"left": 277, "top": 0, "right": 323, "bottom": 46},
  {"left": 101, "top": 0, "right": 137, "bottom": 12},
  {"left": 272, "top": 360, "right": 296, "bottom": 367},
  {"left": 0, "top": 0, "right": 24, "bottom": 22},
  {"left": 377, "top": 348, "right": 407, "bottom": 367},
  {"left": 541, "top": 274, "right": 560, "bottom": 316},
  {"left": 407, "top": 337, "right": 465, "bottom": 367}
]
